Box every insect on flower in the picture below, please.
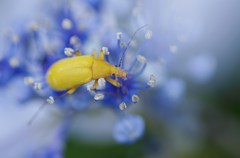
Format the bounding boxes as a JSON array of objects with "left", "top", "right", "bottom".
[
  {"left": 28, "top": 25, "right": 148, "bottom": 125},
  {"left": 46, "top": 49, "right": 127, "bottom": 93}
]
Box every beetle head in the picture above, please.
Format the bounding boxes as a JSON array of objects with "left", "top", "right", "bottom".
[{"left": 111, "top": 66, "right": 127, "bottom": 79}]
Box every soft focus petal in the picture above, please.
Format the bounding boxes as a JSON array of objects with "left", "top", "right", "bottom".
[{"left": 113, "top": 115, "right": 145, "bottom": 144}]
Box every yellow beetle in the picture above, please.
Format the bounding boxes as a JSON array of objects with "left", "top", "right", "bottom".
[
  {"left": 28, "top": 25, "right": 147, "bottom": 125},
  {"left": 28, "top": 50, "right": 126, "bottom": 125},
  {"left": 46, "top": 50, "right": 127, "bottom": 95}
]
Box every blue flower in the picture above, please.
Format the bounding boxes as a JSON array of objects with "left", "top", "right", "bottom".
[
  {"left": 113, "top": 115, "right": 145, "bottom": 144},
  {"left": 87, "top": 31, "right": 154, "bottom": 143},
  {"left": 0, "top": 58, "right": 15, "bottom": 85},
  {"left": 0, "top": 32, "right": 24, "bottom": 85},
  {"left": 1, "top": 1, "right": 154, "bottom": 157},
  {"left": 94, "top": 31, "right": 155, "bottom": 112}
]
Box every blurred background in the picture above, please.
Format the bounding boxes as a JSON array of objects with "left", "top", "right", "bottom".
[{"left": 0, "top": 0, "right": 240, "bottom": 158}]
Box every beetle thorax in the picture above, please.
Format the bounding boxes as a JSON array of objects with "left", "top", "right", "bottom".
[{"left": 92, "top": 59, "right": 112, "bottom": 79}]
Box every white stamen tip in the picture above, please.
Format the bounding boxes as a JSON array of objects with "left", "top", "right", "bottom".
[
  {"left": 11, "top": 34, "right": 19, "bottom": 43},
  {"left": 9, "top": 58, "right": 20, "bottom": 67},
  {"left": 24, "top": 77, "right": 34, "bottom": 85},
  {"left": 70, "top": 36, "right": 80, "bottom": 46},
  {"left": 61, "top": 18, "right": 73, "bottom": 30},
  {"left": 64, "top": 48, "right": 75, "bottom": 56},
  {"left": 169, "top": 45, "right": 178, "bottom": 54},
  {"left": 29, "top": 21, "right": 39, "bottom": 31},
  {"left": 132, "top": 94, "right": 140, "bottom": 103},
  {"left": 116, "top": 32, "right": 122, "bottom": 39},
  {"left": 119, "top": 102, "right": 127, "bottom": 110},
  {"left": 94, "top": 93, "right": 104, "bottom": 100},
  {"left": 98, "top": 78, "right": 106, "bottom": 88},
  {"left": 137, "top": 55, "right": 146, "bottom": 64},
  {"left": 47, "top": 96, "right": 55, "bottom": 104},
  {"left": 87, "top": 85, "right": 94, "bottom": 92},
  {"left": 147, "top": 74, "right": 156, "bottom": 87},
  {"left": 145, "top": 30, "right": 153, "bottom": 39},
  {"left": 34, "top": 82, "right": 42, "bottom": 90},
  {"left": 102, "top": 47, "right": 110, "bottom": 55},
  {"left": 87, "top": 85, "right": 94, "bottom": 91}
]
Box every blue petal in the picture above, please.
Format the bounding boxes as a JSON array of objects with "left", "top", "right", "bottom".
[{"left": 113, "top": 115, "right": 145, "bottom": 144}]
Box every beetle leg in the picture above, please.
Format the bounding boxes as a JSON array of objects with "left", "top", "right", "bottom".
[
  {"left": 51, "top": 87, "right": 78, "bottom": 101},
  {"left": 99, "top": 50, "right": 105, "bottom": 60},
  {"left": 53, "top": 87, "right": 78, "bottom": 100},
  {"left": 92, "top": 79, "right": 99, "bottom": 90},
  {"left": 76, "top": 50, "right": 82, "bottom": 56},
  {"left": 52, "top": 87, "right": 78, "bottom": 102},
  {"left": 67, "top": 87, "right": 78, "bottom": 95},
  {"left": 105, "top": 77, "right": 121, "bottom": 87},
  {"left": 92, "top": 49, "right": 97, "bottom": 58}
]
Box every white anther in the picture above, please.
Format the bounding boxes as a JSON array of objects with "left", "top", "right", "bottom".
[
  {"left": 47, "top": 96, "right": 55, "bottom": 104},
  {"left": 24, "top": 77, "right": 34, "bottom": 85},
  {"left": 147, "top": 74, "right": 156, "bottom": 87},
  {"left": 119, "top": 102, "right": 127, "bottom": 110},
  {"left": 61, "top": 18, "right": 73, "bottom": 30},
  {"left": 98, "top": 78, "right": 106, "bottom": 88},
  {"left": 132, "top": 94, "right": 140, "bottom": 103},
  {"left": 105, "top": 51, "right": 110, "bottom": 55},
  {"left": 87, "top": 85, "right": 94, "bottom": 91},
  {"left": 169, "top": 45, "right": 178, "bottom": 54},
  {"left": 29, "top": 21, "right": 39, "bottom": 31},
  {"left": 137, "top": 55, "right": 146, "bottom": 64},
  {"left": 101, "top": 47, "right": 109, "bottom": 55},
  {"left": 9, "top": 58, "right": 20, "bottom": 67},
  {"left": 10, "top": 34, "right": 19, "bottom": 43},
  {"left": 87, "top": 85, "right": 93, "bottom": 92},
  {"left": 64, "top": 48, "right": 75, "bottom": 56},
  {"left": 94, "top": 93, "right": 104, "bottom": 100},
  {"left": 34, "top": 82, "right": 42, "bottom": 90},
  {"left": 145, "top": 30, "right": 153, "bottom": 39},
  {"left": 70, "top": 36, "right": 80, "bottom": 45},
  {"left": 116, "top": 32, "right": 122, "bottom": 39}
]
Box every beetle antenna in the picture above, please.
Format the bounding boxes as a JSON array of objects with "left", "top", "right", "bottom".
[
  {"left": 28, "top": 101, "right": 48, "bottom": 125},
  {"left": 28, "top": 93, "right": 68, "bottom": 125},
  {"left": 118, "top": 24, "right": 148, "bottom": 67}
]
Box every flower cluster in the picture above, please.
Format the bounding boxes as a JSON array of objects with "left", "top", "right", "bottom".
[{"left": 0, "top": 0, "right": 155, "bottom": 156}]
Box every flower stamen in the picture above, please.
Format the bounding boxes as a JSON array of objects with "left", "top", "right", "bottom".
[
  {"left": 24, "top": 77, "right": 34, "bottom": 85},
  {"left": 101, "top": 47, "right": 110, "bottom": 55},
  {"left": 132, "top": 95, "right": 140, "bottom": 103},
  {"left": 94, "top": 93, "right": 104, "bottom": 100},
  {"left": 61, "top": 18, "right": 73, "bottom": 30},
  {"left": 46, "top": 96, "right": 55, "bottom": 104},
  {"left": 145, "top": 30, "right": 153, "bottom": 39},
  {"left": 137, "top": 55, "right": 146, "bottom": 64},
  {"left": 147, "top": 74, "right": 156, "bottom": 87},
  {"left": 64, "top": 48, "right": 75, "bottom": 57},
  {"left": 34, "top": 82, "right": 42, "bottom": 90},
  {"left": 119, "top": 102, "right": 127, "bottom": 110},
  {"left": 116, "top": 32, "right": 122, "bottom": 39}
]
